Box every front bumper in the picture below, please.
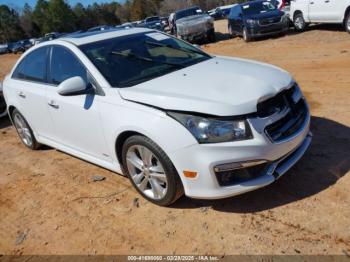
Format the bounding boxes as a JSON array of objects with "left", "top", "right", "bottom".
[
  {"left": 169, "top": 113, "right": 311, "bottom": 199},
  {"left": 248, "top": 22, "right": 289, "bottom": 38},
  {"left": 180, "top": 28, "right": 214, "bottom": 42}
]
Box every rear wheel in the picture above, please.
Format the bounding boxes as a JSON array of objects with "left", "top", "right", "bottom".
[
  {"left": 294, "top": 13, "right": 307, "bottom": 32},
  {"left": 12, "top": 109, "right": 40, "bottom": 150},
  {"left": 345, "top": 12, "right": 350, "bottom": 33},
  {"left": 122, "top": 135, "right": 183, "bottom": 206}
]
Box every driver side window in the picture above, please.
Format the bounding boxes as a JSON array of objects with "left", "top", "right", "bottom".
[{"left": 49, "top": 46, "right": 87, "bottom": 85}]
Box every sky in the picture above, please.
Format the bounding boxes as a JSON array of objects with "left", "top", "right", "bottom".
[{"left": 1, "top": 0, "right": 125, "bottom": 9}]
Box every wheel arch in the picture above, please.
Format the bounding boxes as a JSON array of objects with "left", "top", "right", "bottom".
[
  {"left": 344, "top": 6, "right": 350, "bottom": 22},
  {"left": 293, "top": 10, "right": 303, "bottom": 21},
  {"left": 115, "top": 130, "right": 144, "bottom": 171}
]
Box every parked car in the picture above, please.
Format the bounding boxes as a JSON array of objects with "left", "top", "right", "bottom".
[
  {"left": 139, "top": 16, "right": 164, "bottom": 31},
  {"left": 160, "top": 16, "right": 170, "bottom": 30},
  {"left": 9, "top": 42, "right": 25, "bottom": 54},
  {"left": 0, "top": 81, "right": 7, "bottom": 118},
  {"left": 174, "top": 6, "right": 216, "bottom": 42},
  {"left": 290, "top": 0, "right": 350, "bottom": 33},
  {"left": 228, "top": 0, "right": 289, "bottom": 42},
  {"left": 87, "top": 25, "right": 113, "bottom": 32},
  {"left": 0, "top": 43, "right": 8, "bottom": 54},
  {"left": 209, "top": 4, "right": 238, "bottom": 20},
  {"left": 3, "top": 28, "right": 312, "bottom": 206}
]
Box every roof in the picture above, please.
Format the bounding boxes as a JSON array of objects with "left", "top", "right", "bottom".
[{"left": 59, "top": 27, "right": 153, "bottom": 46}]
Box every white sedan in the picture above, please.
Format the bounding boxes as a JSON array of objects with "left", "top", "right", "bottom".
[{"left": 2, "top": 28, "right": 311, "bottom": 206}]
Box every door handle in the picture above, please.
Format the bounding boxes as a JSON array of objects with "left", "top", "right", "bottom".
[
  {"left": 325, "top": 0, "right": 330, "bottom": 3},
  {"left": 18, "top": 91, "right": 26, "bottom": 98},
  {"left": 48, "top": 100, "right": 59, "bottom": 109},
  {"left": 310, "top": 1, "right": 314, "bottom": 4}
]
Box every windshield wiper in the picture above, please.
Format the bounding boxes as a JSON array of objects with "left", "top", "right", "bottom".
[
  {"left": 144, "top": 40, "right": 209, "bottom": 57},
  {"left": 111, "top": 51, "right": 185, "bottom": 68}
]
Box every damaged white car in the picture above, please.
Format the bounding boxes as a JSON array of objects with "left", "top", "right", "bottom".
[{"left": 3, "top": 28, "right": 311, "bottom": 206}]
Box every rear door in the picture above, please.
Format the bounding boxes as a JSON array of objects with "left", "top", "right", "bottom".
[
  {"left": 45, "top": 45, "right": 110, "bottom": 161},
  {"left": 10, "top": 46, "right": 54, "bottom": 138}
]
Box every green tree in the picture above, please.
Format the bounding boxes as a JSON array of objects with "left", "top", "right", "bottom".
[{"left": 0, "top": 5, "right": 24, "bottom": 42}]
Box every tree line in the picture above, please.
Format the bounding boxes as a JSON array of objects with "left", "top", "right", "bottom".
[{"left": 0, "top": 0, "right": 244, "bottom": 43}]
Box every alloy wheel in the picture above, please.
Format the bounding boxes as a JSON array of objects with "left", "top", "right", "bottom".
[
  {"left": 126, "top": 145, "right": 168, "bottom": 200},
  {"left": 295, "top": 17, "right": 304, "bottom": 30},
  {"left": 13, "top": 113, "right": 33, "bottom": 147}
]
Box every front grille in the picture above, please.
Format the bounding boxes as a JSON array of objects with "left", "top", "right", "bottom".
[
  {"left": 257, "top": 85, "right": 296, "bottom": 118},
  {"left": 0, "top": 94, "right": 6, "bottom": 113},
  {"left": 257, "top": 84, "right": 307, "bottom": 143},
  {"left": 259, "top": 16, "right": 282, "bottom": 26},
  {"left": 215, "top": 163, "right": 268, "bottom": 187},
  {"left": 265, "top": 100, "right": 307, "bottom": 142}
]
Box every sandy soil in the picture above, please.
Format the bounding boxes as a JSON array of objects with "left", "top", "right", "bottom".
[{"left": 0, "top": 20, "right": 349, "bottom": 255}]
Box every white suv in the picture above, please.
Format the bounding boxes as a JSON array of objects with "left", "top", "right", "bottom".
[
  {"left": 290, "top": 0, "right": 350, "bottom": 32},
  {"left": 2, "top": 28, "right": 312, "bottom": 206}
]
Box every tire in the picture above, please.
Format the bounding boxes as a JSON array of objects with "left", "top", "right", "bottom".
[
  {"left": 11, "top": 109, "right": 41, "bottom": 150},
  {"left": 294, "top": 13, "right": 307, "bottom": 32},
  {"left": 122, "top": 135, "right": 184, "bottom": 206},
  {"left": 228, "top": 25, "right": 235, "bottom": 38},
  {"left": 207, "top": 31, "right": 216, "bottom": 43},
  {"left": 345, "top": 12, "right": 350, "bottom": 33},
  {"left": 243, "top": 27, "right": 251, "bottom": 42}
]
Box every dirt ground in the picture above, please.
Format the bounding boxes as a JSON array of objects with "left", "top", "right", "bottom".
[{"left": 0, "top": 20, "right": 349, "bottom": 256}]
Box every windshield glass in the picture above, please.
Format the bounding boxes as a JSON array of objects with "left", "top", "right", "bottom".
[
  {"left": 80, "top": 32, "right": 211, "bottom": 87},
  {"left": 176, "top": 7, "right": 203, "bottom": 20},
  {"left": 242, "top": 1, "right": 276, "bottom": 15},
  {"left": 146, "top": 17, "right": 160, "bottom": 22}
]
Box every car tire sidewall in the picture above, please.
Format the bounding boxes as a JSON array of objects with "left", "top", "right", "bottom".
[
  {"left": 12, "top": 109, "right": 40, "bottom": 150},
  {"left": 121, "top": 135, "right": 183, "bottom": 206},
  {"left": 294, "top": 13, "right": 306, "bottom": 32},
  {"left": 243, "top": 27, "right": 251, "bottom": 42},
  {"left": 345, "top": 13, "right": 350, "bottom": 33}
]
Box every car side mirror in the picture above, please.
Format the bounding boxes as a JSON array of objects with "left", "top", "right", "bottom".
[{"left": 58, "top": 76, "right": 93, "bottom": 96}]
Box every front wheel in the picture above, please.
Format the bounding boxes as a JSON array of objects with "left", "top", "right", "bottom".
[
  {"left": 12, "top": 109, "right": 40, "bottom": 150},
  {"left": 294, "top": 13, "right": 307, "bottom": 32},
  {"left": 243, "top": 27, "right": 251, "bottom": 42},
  {"left": 122, "top": 135, "right": 184, "bottom": 206},
  {"left": 345, "top": 13, "right": 350, "bottom": 33},
  {"left": 207, "top": 30, "right": 216, "bottom": 43}
]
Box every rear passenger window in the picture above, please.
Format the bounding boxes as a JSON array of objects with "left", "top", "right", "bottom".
[
  {"left": 13, "top": 47, "right": 48, "bottom": 83},
  {"left": 50, "top": 46, "right": 87, "bottom": 85}
]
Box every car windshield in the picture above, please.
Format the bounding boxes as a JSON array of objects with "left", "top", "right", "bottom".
[
  {"left": 80, "top": 32, "right": 211, "bottom": 87},
  {"left": 146, "top": 17, "right": 160, "bottom": 22},
  {"left": 176, "top": 7, "right": 203, "bottom": 20},
  {"left": 242, "top": 1, "right": 276, "bottom": 15}
]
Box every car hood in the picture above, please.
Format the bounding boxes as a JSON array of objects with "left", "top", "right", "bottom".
[
  {"left": 246, "top": 9, "right": 284, "bottom": 20},
  {"left": 118, "top": 56, "right": 293, "bottom": 116},
  {"left": 176, "top": 14, "right": 211, "bottom": 25}
]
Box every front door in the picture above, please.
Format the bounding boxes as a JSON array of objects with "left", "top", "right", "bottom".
[{"left": 45, "top": 45, "right": 110, "bottom": 161}]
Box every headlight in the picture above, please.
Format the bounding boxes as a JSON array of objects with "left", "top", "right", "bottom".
[
  {"left": 168, "top": 112, "right": 253, "bottom": 144},
  {"left": 246, "top": 19, "right": 257, "bottom": 25}
]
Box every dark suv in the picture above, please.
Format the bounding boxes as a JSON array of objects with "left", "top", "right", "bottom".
[{"left": 228, "top": 0, "right": 289, "bottom": 42}]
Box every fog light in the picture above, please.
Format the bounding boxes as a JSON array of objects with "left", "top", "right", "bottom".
[{"left": 214, "top": 160, "right": 266, "bottom": 172}]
